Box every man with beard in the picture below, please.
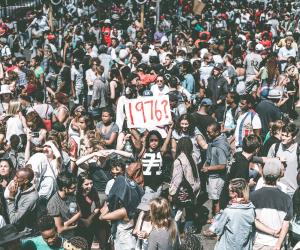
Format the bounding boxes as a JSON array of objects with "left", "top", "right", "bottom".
[
  {"left": 47, "top": 172, "right": 80, "bottom": 239},
  {"left": 22, "top": 215, "right": 64, "bottom": 249}
]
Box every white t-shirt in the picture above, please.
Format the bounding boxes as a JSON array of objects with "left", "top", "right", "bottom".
[
  {"left": 6, "top": 116, "right": 25, "bottom": 143},
  {"left": 85, "top": 69, "right": 97, "bottom": 95},
  {"left": 0, "top": 215, "right": 6, "bottom": 228},
  {"left": 150, "top": 84, "right": 170, "bottom": 96},
  {"left": 234, "top": 111, "right": 262, "bottom": 147},
  {"left": 255, "top": 177, "right": 288, "bottom": 193}
]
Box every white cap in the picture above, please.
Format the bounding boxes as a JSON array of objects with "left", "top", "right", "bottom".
[
  {"left": 255, "top": 43, "right": 265, "bottom": 51},
  {"left": 104, "top": 19, "right": 111, "bottom": 24}
]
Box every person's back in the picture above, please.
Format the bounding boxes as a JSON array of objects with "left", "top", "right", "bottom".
[
  {"left": 251, "top": 158, "right": 293, "bottom": 249},
  {"left": 256, "top": 99, "right": 281, "bottom": 138},
  {"left": 214, "top": 202, "right": 255, "bottom": 250},
  {"left": 251, "top": 186, "right": 292, "bottom": 246},
  {"left": 244, "top": 52, "right": 262, "bottom": 82},
  {"left": 148, "top": 227, "right": 179, "bottom": 250}
]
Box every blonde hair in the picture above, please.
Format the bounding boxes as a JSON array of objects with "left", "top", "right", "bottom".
[
  {"left": 150, "top": 197, "right": 177, "bottom": 245},
  {"left": 229, "top": 178, "right": 249, "bottom": 203},
  {"left": 7, "top": 100, "right": 21, "bottom": 116}
]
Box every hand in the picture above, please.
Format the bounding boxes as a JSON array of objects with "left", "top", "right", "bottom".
[
  {"left": 137, "top": 231, "right": 148, "bottom": 239},
  {"left": 201, "top": 166, "right": 210, "bottom": 173},
  {"left": 124, "top": 134, "right": 131, "bottom": 141},
  {"left": 273, "top": 229, "right": 281, "bottom": 238},
  {"left": 94, "top": 150, "right": 112, "bottom": 158},
  {"left": 249, "top": 178, "right": 256, "bottom": 187},
  {"left": 168, "top": 195, "right": 173, "bottom": 202},
  {"left": 93, "top": 208, "right": 100, "bottom": 214},
  {"left": 272, "top": 243, "right": 281, "bottom": 250},
  {"left": 100, "top": 202, "right": 109, "bottom": 215},
  {"left": 216, "top": 99, "right": 222, "bottom": 105},
  {"left": 8, "top": 181, "right": 18, "bottom": 198}
]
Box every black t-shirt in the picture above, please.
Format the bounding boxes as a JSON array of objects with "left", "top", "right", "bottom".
[
  {"left": 256, "top": 100, "right": 282, "bottom": 138},
  {"left": 88, "top": 162, "right": 111, "bottom": 192},
  {"left": 191, "top": 112, "right": 215, "bottom": 140},
  {"left": 228, "top": 152, "right": 250, "bottom": 181},
  {"left": 163, "top": 65, "right": 179, "bottom": 78},
  {"left": 220, "top": 152, "right": 250, "bottom": 209}
]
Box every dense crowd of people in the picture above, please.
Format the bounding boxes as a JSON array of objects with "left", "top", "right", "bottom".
[{"left": 1, "top": 0, "right": 300, "bottom": 249}]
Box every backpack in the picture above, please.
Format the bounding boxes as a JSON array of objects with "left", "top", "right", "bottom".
[{"left": 274, "top": 142, "right": 300, "bottom": 169}]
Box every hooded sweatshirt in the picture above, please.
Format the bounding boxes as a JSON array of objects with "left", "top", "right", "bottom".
[{"left": 213, "top": 202, "right": 255, "bottom": 250}]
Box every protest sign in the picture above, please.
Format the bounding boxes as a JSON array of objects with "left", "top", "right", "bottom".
[{"left": 125, "top": 95, "right": 172, "bottom": 128}]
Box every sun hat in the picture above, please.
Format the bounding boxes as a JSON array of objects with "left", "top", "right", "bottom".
[{"left": 0, "top": 224, "right": 26, "bottom": 245}]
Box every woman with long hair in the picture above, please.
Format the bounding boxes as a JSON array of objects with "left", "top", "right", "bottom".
[
  {"left": 76, "top": 172, "right": 110, "bottom": 249},
  {"left": 171, "top": 114, "right": 207, "bottom": 165},
  {"left": 257, "top": 53, "right": 280, "bottom": 98},
  {"left": 25, "top": 111, "right": 47, "bottom": 150},
  {"left": 5, "top": 100, "right": 26, "bottom": 144},
  {"left": 148, "top": 197, "right": 180, "bottom": 250},
  {"left": 169, "top": 137, "right": 200, "bottom": 230}
]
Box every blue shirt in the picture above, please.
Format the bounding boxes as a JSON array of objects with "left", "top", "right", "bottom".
[{"left": 22, "top": 235, "right": 64, "bottom": 250}]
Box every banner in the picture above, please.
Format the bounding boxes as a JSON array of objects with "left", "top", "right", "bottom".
[{"left": 125, "top": 95, "right": 172, "bottom": 128}]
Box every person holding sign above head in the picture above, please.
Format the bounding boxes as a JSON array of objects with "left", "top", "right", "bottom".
[{"left": 138, "top": 124, "right": 174, "bottom": 192}]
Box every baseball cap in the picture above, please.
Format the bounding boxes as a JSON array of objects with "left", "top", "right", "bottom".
[
  {"left": 200, "top": 98, "right": 213, "bottom": 106},
  {"left": 213, "top": 63, "right": 223, "bottom": 71},
  {"left": 263, "top": 158, "right": 282, "bottom": 178}
]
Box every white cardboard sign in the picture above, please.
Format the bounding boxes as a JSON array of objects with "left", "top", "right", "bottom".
[{"left": 125, "top": 95, "right": 172, "bottom": 128}]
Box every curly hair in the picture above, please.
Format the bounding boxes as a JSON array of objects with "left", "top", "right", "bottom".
[{"left": 64, "top": 236, "right": 88, "bottom": 250}]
